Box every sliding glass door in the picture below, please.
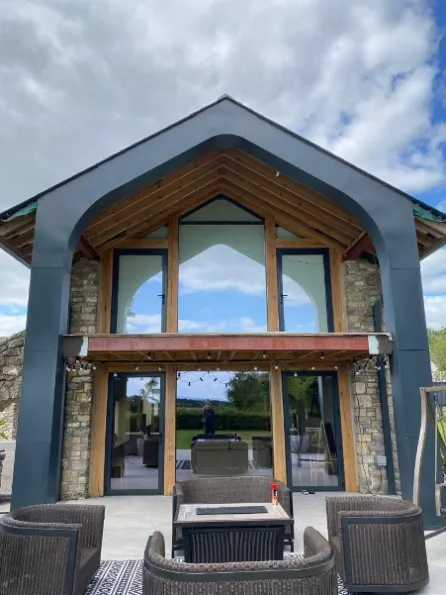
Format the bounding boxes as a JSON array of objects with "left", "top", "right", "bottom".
[
  {"left": 105, "top": 373, "right": 165, "bottom": 494},
  {"left": 283, "top": 372, "right": 344, "bottom": 491}
]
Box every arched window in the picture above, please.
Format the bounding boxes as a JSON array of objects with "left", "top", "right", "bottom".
[{"left": 178, "top": 197, "right": 267, "bottom": 333}]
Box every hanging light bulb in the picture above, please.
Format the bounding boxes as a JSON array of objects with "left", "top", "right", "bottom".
[
  {"left": 253, "top": 366, "right": 258, "bottom": 371},
  {"left": 293, "top": 372, "right": 298, "bottom": 377}
]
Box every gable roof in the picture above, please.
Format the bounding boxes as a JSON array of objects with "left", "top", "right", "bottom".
[{"left": 1, "top": 95, "right": 445, "bottom": 264}]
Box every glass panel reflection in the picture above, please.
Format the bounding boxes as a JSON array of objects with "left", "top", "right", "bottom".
[
  {"left": 110, "top": 375, "right": 162, "bottom": 491},
  {"left": 115, "top": 254, "right": 164, "bottom": 333},
  {"left": 179, "top": 225, "right": 267, "bottom": 332},
  {"left": 285, "top": 374, "right": 341, "bottom": 488},
  {"left": 280, "top": 252, "right": 329, "bottom": 332},
  {"left": 175, "top": 371, "right": 273, "bottom": 481}
]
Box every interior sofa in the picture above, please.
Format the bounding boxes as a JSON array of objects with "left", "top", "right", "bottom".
[
  {"left": 143, "top": 434, "right": 160, "bottom": 467},
  {"left": 252, "top": 436, "right": 273, "bottom": 468}
]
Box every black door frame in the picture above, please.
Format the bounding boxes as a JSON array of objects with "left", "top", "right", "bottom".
[
  {"left": 105, "top": 371, "right": 166, "bottom": 495},
  {"left": 282, "top": 370, "right": 345, "bottom": 492}
]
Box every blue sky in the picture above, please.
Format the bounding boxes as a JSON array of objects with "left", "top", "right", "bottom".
[{"left": 1, "top": 1, "right": 446, "bottom": 347}]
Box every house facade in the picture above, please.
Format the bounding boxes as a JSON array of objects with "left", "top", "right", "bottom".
[{"left": 1, "top": 97, "right": 445, "bottom": 528}]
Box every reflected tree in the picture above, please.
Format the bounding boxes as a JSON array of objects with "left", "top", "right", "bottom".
[{"left": 225, "top": 372, "right": 270, "bottom": 411}]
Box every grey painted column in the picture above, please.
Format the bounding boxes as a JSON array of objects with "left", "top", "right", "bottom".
[
  {"left": 11, "top": 210, "right": 72, "bottom": 509},
  {"left": 380, "top": 262, "right": 440, "bottom": 528}
]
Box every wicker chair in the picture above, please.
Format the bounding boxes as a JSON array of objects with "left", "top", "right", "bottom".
[
  {"left": 0, "top": 503, "right": 105, "bottom": 595},
  {"left": 172, "top": 476, "right": 294, "bottom": 557},
  {"left": 326, "top": 495, "right": 429, "bottom": 593},
  {"left": 144, "top": 528, "right": 337, "bottom": 595}
]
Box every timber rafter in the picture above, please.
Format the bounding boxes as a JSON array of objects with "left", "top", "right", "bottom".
[{"left": 1, "top": 148, "right": 445, "bottom": 262}]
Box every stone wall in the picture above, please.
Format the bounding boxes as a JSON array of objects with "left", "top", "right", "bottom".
[
  {"left": 0, "top": 330, "right": 25, "bottom": 440},
  {"left": 60, "top": 259, "right": 99, "bottom": 500},
  {"left": 343, "top": 259, "right": 400, "bottom": 494}
]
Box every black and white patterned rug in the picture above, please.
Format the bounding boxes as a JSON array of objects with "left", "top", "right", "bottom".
[{"left": 84, "top": 560, "right": 348, "bottom": 594}]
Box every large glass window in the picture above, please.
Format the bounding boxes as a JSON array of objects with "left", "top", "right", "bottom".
[
  {"left": 112, "top": 251, "right": 166, "bottom": 333},
  {"left": 283, "top": 373, "right": 343, "bottom": 490},
  {"left": 178, "top": 198, "right": 267, "bottom": 333},
  {"left": 175, "top": 370, "right": 273, "bottom": 480},
  {"left": 279, "top": 250, "right": 332, "bottom": 332},
  {"left": 107, "top": 374, "right": 164, "bottom": 493}
]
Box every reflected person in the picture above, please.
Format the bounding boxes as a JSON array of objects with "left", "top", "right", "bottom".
[{"left": 203, "top": 400, "right": 215, "bottom": 435}]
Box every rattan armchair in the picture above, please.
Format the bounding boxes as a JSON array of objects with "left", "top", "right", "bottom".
[
  {"left": 0, "top": 503, "right": 105, "bottom": 595},
  {"left": 326, "top": 495, "right": 429, "bottom": 593},
  {"left": 144, "top": 528, "right": 337, "bottom": 595},
  {"left": 171, "top": 476, "right": 294, "bottom": 557}
]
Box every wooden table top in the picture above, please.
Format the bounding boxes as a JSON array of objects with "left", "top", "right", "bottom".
[{"left": 176, "top": 502, "right": 292, "bottom": 525}]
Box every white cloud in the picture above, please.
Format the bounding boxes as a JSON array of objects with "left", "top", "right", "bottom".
[
  {"left": 421, "top": 248, "right": 446, "bottom": 328},
  {"left": 179, "top": 245, "right": 310, "bottom": 305},
  {"left": 0, "top": 251, "right": 30, "bottom": 307},
  {"left": 1, "top": 0, "right": 446, "bottom": 328},
  {"left": 423, "top": 296, "right": 446, "bottom": 330},
  {"left": 127, "top": 313, "right": 266, "bottom": 334},
  {"left": 436, "top": 200, "right": 446, "bottom": 213},
  {"left": 421, "top": 248, "right": 446, "bottom": 294},
  {"left": 0, "top": 314, "right": 27, "bottom": 336}
]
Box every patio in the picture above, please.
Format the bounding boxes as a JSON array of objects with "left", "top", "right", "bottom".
[
  {"left": 0, "top": 491, "right": 444, "bottom": 593},
  {"left": 67, "top": 493, "right": 446, "bottom": 594}
]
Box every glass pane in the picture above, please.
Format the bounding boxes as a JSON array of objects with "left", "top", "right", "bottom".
[
  {"left": 285, "top": 375, "right": 341, "bottom": 488},
  {"left": 175, "top": 371, "right": 273, "bottom": 480},
  {"left": 179, "top": 225, "right": 267, "bottom": 332},
  {"left": 281, "top": 253, "right": 328, "bottom": 332},
  {"left": 145, "top": 226, "right": 168, "bottom": 238},
  {"left": 181, "top": 198, "right": 262, "bottom": 222},
  {"left": 115, "top": 254, "right": 164, "bottom": 333},
  {"left": 110, "top": 375, "right": 162, "bottom": 491},
  {"left": 276, "top": 226, "right": 299, "bottom": 238}
]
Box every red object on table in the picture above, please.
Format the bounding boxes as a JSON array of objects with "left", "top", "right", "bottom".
[{"left": 271, "top": 483, "right": 278, "bottom": 505}]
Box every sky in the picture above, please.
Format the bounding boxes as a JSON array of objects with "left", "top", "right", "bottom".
[{"left": 2, "top": 0, "right": 446, "bottom": 344}]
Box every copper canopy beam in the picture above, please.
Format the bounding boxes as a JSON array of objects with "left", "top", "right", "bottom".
[{"left": 63, "top": 332, "right": 393, "bottom": 359}]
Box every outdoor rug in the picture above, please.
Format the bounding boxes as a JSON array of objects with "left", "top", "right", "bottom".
[{"left": 84, "top": 560, "right": 349, "bottom": 594}]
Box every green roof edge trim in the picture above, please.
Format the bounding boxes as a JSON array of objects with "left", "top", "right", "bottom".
[
  {"left": 2, "top": 198, "right": 444, "bottom": 224},
  {"left": 6, "top": 202, "right": 37, "bottom": 221},
  {"left": 412, "top": 202, "right": 445, "bottom": 222}
]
